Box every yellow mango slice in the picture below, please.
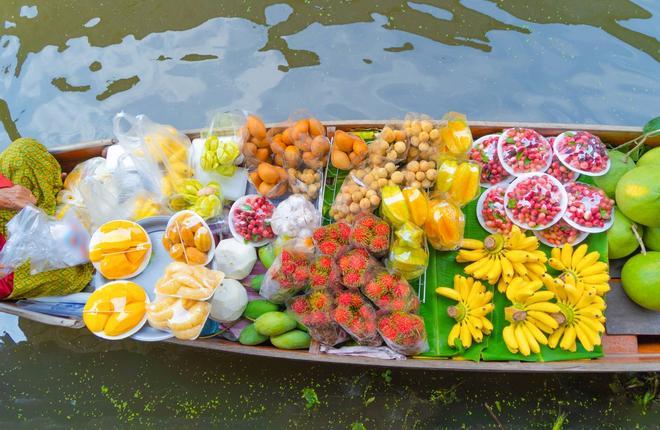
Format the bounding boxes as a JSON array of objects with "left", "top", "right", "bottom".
[
  {"left": 83, "top": 312, "right": 110, "bottom": 333},
  {"left": 402, "top": 187, "right": 428, "bottom": 227},
  {"left": 100, "top": 253, "right": 132, "bottom": 279},
  {"left": 99, "top": 220, "right": 134, "bottom": 233},
  {"left": 89, "top": 247, "right": 104, "bottom": 263},
  {"left": 126, "top": 249, "right": 148, "bottom": 265},
  {"left": 104, "top": 302, "right": 146, "bottom": 336},
  {"left": 97, "top": 229, "right": 132, "bottom": 253}
]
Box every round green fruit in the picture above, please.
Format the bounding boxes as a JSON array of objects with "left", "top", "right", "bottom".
[
  {"left": 607, "top": 208, "right": 642, "bottom": 259},
  {"left": 643, "top": 226, "right": 660, "bottom": 251},
  {"left": 594, "top": 150, "right": 635, "bottom": 198},
  {"left": 615, "top": 166, "right": 660, "bottom": 227},
  {"left": 621, "top": 251, "right": 660, "bottom": 311},
  {"left": 637, "top": 147, "right": 660, "bottom": 168}
]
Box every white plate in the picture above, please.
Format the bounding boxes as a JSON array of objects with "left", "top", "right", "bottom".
[
  {"left": 553, "top": 131, "right": 611, "bottom": 177},
  {"left": 228, "top": 194, "right": 275, "bottom": 247},
  {"left": 165, "top": 210, "right": 215, "bottom": 265},
  {"left": 87, "top": 280, "right": 150, "bottom": 340},
  {"left": 497, "top": 128, "right": 553, "bottom": 177},
  {"left": 504, "top": 173, "right": 568, "bottom": 231},
  {"left": 89, "top": 220, "right": 152, "bottom": 280}
]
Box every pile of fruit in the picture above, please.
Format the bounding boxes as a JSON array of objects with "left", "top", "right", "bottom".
[
  {"left": 76, "top": 109, "right": 660, "bottom": 363},
  {"left": 83, "top": 281, "right": 148, "bottom": 338}
]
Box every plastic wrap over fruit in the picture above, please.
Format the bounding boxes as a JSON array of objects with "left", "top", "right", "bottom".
[
  {"left": 337, "top": 247, "right": 380, "bottom": 290},
  {"left": 88, "top": 220, "right": 150, "bottom": 280},
  {"left": 553, "top": 131, "right": 610, "bottom": 176},
  {"left": 267, "top": 113, "right": 328, "bottom": 170},
  {"left": 388, "top": 222, "right": 429, "bottom": 280},
  {"left": 248, "top": 162, "right": 289, "bottom": 198},
  {"left": 83, "top": 281, "right": 148, "bottom": 338},
  {"left": 329, "top": 169, "right": 381, "bottom": 223},
  {"left": 163, "top": 211, "right": 214, "bottom": 265},
  {"left": 497, "top": 128, "right": 552, "bottom": 176},
  {"left": 271, "top": 194, "right": 320, "bottom": 239},
  {"left": 504, "top": 173, "right": 567, "bottom": 230},
  {"left": 402, "top": 187, "right": 428, "bottom": 227},
  {"left": 562, "top": 181, "right": 615, "bottom": 233},
  {"left": 287, "top": 291, "right": 348, "bottom": 346},
  {"left": 362, "top": 267, "right": 420, "bottom": 313},
  {"left": 380, "top": 185, "right": 410, "bottom": 227},
  {"left": 155, "top": 262, "right": 224, "bottom": 301},
  {"left": 369, "top": 121, "right": 409, "bottom": 166},
  {"left": 377, "top": 311, "right": 429, "bottom": 356},
  {"left": 168, "top": 178, "right": 223, "bottom": 220},
  {"left": 331, "top": 130, "right": 369, "bottom": 171},
  {"left": 333, "top": 291, "right": 382, "bottom": 346},
  {"left": 259, "top": 240, "right": 313, "bottom": 304},
  {"left": 309, "top": 254, "right": 342, "bottom": 292},
  {"left": 440, "top": 112, "right": 473, "bottom": 157},
  {"left": 425, "top": 198, "right": 465, "bottom": 251},
  {"left": 199, "top": 111, "right": 246, "bottom": 176},
  {"left": 349, "top": 212, "right": 391, "bottom": 257},
  {"left": 312, "top": 222, "right": 351, "bottom": 257},
  {"left": 146, "top": 296, "right": 211, "bottom": 340},
  {"left": 435, "top": 156, "right": 481, "bottom": 206},
  {"left": 469, "top": 134, "right": 513, "bottom": 186}
]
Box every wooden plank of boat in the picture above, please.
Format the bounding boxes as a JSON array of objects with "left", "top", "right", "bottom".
[{"left": 2, "top": 120, "right": 659, "bottom": 372}]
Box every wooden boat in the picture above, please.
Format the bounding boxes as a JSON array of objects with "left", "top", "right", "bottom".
[{"left": 1, "top": 120, "right": 659, "bottom": 373}]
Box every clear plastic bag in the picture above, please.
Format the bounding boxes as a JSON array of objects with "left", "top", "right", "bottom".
[
  {"left": 146, "top": 296, "right": 211, "bottom": 340},
  {"left": 337, "top": 247, "right": 380, "bottom": 290},
  {"left": 388, "top": 222, "right": 429, "bottom": 281},
  {"left": 287, "top": 291, "right": 347, "bottom": 346},
  {"left": 496, "top": 128, "right": 552, "bottom": 176},
  {"left": 504, "top": 173, "right": 567, "bottom": 230},
  {"left": 329, "top": 169, "right": 382, "bottom": 223},
  {"left": 439, "top": 112, "right": 473, "bottom": 157},
  {"left": 469, "top": 133, "right": 513, "bottom": 187},
  {"left": 113, "top": 112, "right": 193, "bottom": 199},
  {"left": 331, "top": 130, "right": 369, "bottom": 171},
  {"left": 377, "top": 311, "right": 429, "bottom": 356},
  {"left": 333, "top": 291, "right": 382, "bottom": 346},
  {"left": 271, "top": 194, "right": 320, "bottom": 239},
  {"left": 362, "top": 267, "right": 420, "bottom": 313},
  {"left": 242, "top": 114, "right": 271, "bottom": 168},
  {"left": 55, "top": 157, "right": 110, "bottom": 229},
  {"left": 348, "top": 212, "right": 391, "bottom": 257},
  {"left": 553, "top": 131, "right": 610, "bottom": 176},
  {"left": 369, "top": 122, "right": 409, "bottom": 166},
  {"left": 248, "top": 162, "right": 289, "bottom": 198},
  {"left": 562, "top": 181, "right": 614, "bottom": 233},
  {"left": 425, "top": 197, "right": 465, "bottom": 251},
  {"left": 312, "top": 222, "right": 351, "bottom": 257},
  {"left": 268, "top": 113, "right": 328, "bottom": 170},
  {"left": 259, "top": 240, "right": 313, "bottom": 304},
  {"left": 163, "top": 211, "right": 215, "bottom": 265},
  {"left": 198, "top": 111, "right": 245, "bottom": 176},
  {"left": 403, "top": 113, "right": 442, "bottom": 163},
  {"left": 0, "top": 205, "right": 90, "bottom": 277},
  {"left": 155, "top": 262, "right": 224, "bottom": 301},
  {"left": 435, "top": 155, "right": 481, "bottom": 207},
  {"left": 309, "top": 254, "right": 342, "bottom": 292}
]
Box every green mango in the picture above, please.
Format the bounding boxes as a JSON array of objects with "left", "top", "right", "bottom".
[
  {"left": 296, "top": 322, "right": 308, "bottom": 333},
  {"left": 250, "top": 274, "right": 264, "bottom": 292},
  {"left": 270, "top": 330, "right": 311, "bottom": 350},
  {"left": 243, "top": 300, "right": 280, "bottom": 320},
  {"left": 254, "top": 311, "right": 297, "bottom": 336},
  {"left": 238, "top": 323, "right": 268, "bottom": 346}
]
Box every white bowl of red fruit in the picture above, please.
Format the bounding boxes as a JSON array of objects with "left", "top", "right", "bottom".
[{"left": 229, "top": 194, "right": 276, "bottom": 246}]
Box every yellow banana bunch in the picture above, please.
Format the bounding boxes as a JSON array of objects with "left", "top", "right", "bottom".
[
  {"left": 435, "top": 275, "right": 494, "bottom": 349},
  {"left": 457, "top": 226, "right": 547, "bottom": 292},
  {"left": 548, "top": 244, "right": 610, "bottom": 296},
  {"left": 502, "top": 277, "right": 560, "bottom": 356},
  {"left": 540, "top": 274, "right": 606, "bottom": 352}
]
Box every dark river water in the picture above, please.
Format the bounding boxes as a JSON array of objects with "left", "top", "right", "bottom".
[{"left": 1, "top": 1, "right": 659, "bottom": 428}]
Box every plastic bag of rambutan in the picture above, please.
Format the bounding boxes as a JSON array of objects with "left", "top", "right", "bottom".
[
  {"left": 333, "top": 291, "right": 382, "bottom": 346},
  {"left": 259, "top": 239, "right": 313, "bottom": 304},
  {"left": 286, "top": 291, "right": 348, "bottom": 346},
  {"left": 312, "top": 222, "right": 351, "bottom": 257},
  {"left": 336, "top": 247, "right": 382, "bottom": 290},
  {"left": 377, "top": 311, "right": 429, "bottom": 356},
  {"left": 348, "top": 212, "right": 391, "bottom": 257},
  {"left": 309, "top": 254, "right": 343, "bottom": 293},
  {"left": 361, "top": 267, "right": 420, "bottom": 313}
]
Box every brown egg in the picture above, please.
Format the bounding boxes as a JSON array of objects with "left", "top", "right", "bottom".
[
  {"left": 257, "top": 162, "right": 279, "bottom": 183},
  {"left": 331, "top": 150, "right": 351, "bottom": 170},
  {"left": 255, "top": 148, "right": 270, "bottom": 162},
  {"left": 284, "top": 145, "right": 301, "bottom": 166},
  {"left": 247, "top": 115, "right": 266, "bottom": 139},
  {"left": 249, "top": 171, "right": 262, "bottom": 187},
  {"left": 308, "top": 118, "right": 325, "bottom": 137},
  {"left": 311, "top": 135, "right": 330, "bottom": 156}
]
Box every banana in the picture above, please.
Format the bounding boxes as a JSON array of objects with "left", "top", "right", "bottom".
[
  {"left": 436, "top": 275, "right": 494, "bottom": 349},
  {"left": 521, "top": 323, "right": 541, "bottom": 354},
  {"left": 500, "top": 256, "right": 514, "bottom": 283},
  {"left": 527, "top": 311, "right": 560, "bottom": 330},
  {"left": 560, "top": 244, "right": 573, "bottom": 268},
  {"left": 502, "top": 325, "right": 518, "bottom": 353},
  {"left": 571, "top": 244, "right": 588, "bottom": 268},
  {"left": 574, "top": 251, "right": 600, "bottom": 272},
  {"left": 526, "top": 302, "right": 561, "bottom": 313},
  {"left": 559, "top": 325, "right": 576, "bottom": 351},
  {"left": 460, "top": 238, "right": 484, "bottom": 250},
  {"left": 578, "top": 262, "right": 609, "bottom": 277},
  {"left": 515, "top": 324, "right": 531, "bottom": 356}
]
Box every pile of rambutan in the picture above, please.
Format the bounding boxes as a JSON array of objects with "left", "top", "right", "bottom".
[
  {"left": 362, "top": 269, "right": 420, "bottom": 313},
  {"left": 312, "top": 222, "right": 351, "bottom": 256},
  {"left": 377, "top": 311, "right": 428, "bottom": 355},
  {"left": 287, "top": 291, "right": 347, "bottom": 346},
  {"left": 337, "top": 248, "right": 373, "bottom": 290},
  {"left": 264, "top": 249, "right": 311, "bottom": 303},
  {"left": 349, "top": 213, "right": 390, "bottom": 256},
  {"left": 333, "top": 291, "right": 381, "bottom": 346},
  {"left": 309, "top": 255, "right": 342, "bottom": 292}
]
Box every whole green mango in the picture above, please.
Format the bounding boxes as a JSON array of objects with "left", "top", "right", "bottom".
[
  {"left": 270, "top": 330, "right": 311, "bottom": 350},
  {"left": 239, "top": 323, "right": 268, "bottom": 346},
  {"left": 254, "top": 311, "right": 297, "bottom": 336}
]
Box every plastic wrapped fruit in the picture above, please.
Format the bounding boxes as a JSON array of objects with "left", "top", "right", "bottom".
[
  {"left": 377, "top": 311, "right": 428, "bottom": 356},
  {"left": 242, "top": 114, "right": 271, "bottom": 167},
  {"left": 534, "top": 219, "right": 587, "bottom": 247},
  {"left": 563, "top": 182, "right": 615, "bottom": 233},
  {"left": 553, "top": 131, "right": 610, "bottom": 176},
  {"left": 89, "top": 220, "right": 151, "bottom": 280},
  {"left": 547, "top": 151, "right": 580, "bottom": 184},
  {"left": 155, "top": 262, "right": 224, "bottom": 300},
  {"left": 497, "top": 128, "right": 552, "bottom": 175},
  {"left": 370, "top": 124, "right": 409, "bottom": 166},
  {"left": 331, "top": 130, "right": 368, "bottom": 170},
  {"left": 287, "top": 291, "right": 347, "bottom": 346},
  {"left": 398, "top": 159, "right": 438, "bottom": 190},
  {"left": 476, "top": 186, "right": 514, "bottom": 235},
  {"left": 333, "top": 291, "right": 382, "bottom": 346},
  {"left": 380, "top": 185, "right": 410, "bottom": 227},
  {"left": 349, "top": 213, "right": 391, "bottom": 257},
  {"left": 168, "top": 178, "right": 223, "bottom": 219},
  {"left": 83, "top": 281, "right": 148, "bottom": 339},
  {"left": 362, "top": 268, "right": 420, "bottom": 313},
  {"left": 425, "top": 198, "right": 465, "bottom": 251},
  {"left": 229, "top": 195, "right": 275, "bottom": 245},
  {"left": 402, "top": 187, "right": 429, "bottom": 227},
  {"left": 469, "top": 134, "right": 513, "bottom": 186},
  {"left": 249, "top": 162, "right": 288, "bottom": 198},
  {"left": 439, "top": 112, "right": 473, "bottom": 156},
  {"left": 163, "top": 211, "right": 214, "bottom": 265},
  {"left": 268, "top": 117, "right": 328, "bottom": 169},
  {"left": 403, "top": 114, "right": 442, "bottom": 162},
  {"left": 287, "top": 168, "right": 322, "bottom": 201},
  {"left": 504, "top": 173, "right": 567, "bottom": 230},
  {"left": 435, "top": 157, "right": 481, "bottom": 206},
  {"left": 146, "top": 296, "right": 211, "bottom": 340},
  {"left": 329, "top": 169, "right": 381, "bottom": 223}
]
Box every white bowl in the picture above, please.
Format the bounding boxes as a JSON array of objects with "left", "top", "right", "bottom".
[
  {"left": 86, "top": 280, "right": 150, "bottom": 341},
  {"left": 228, "top": 194, "right": 275, "bottom": 247},
  {"left": 504, "top": 173, "right": 568, "bottom": 231},
  {"left": 89, "top": 220, "right": 152, "bottom": 280},
  {"left": 165, "top": 210, "right": 215, "bottom": 265}
]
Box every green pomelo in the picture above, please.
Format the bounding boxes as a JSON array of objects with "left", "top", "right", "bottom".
[
  {"left": 615, "top": 166, "right": 660, "bottom": 227},
  {"left": 621, "top": 251, "right": 660, "bottom": 311},
  {"left": 637, "top": 147, "right": 660, "bottom": 167},
  {"left": 643, "top": 226, "right": 660, "bottom": 251},
  {"left": 607, "top": 208, "right": 642, "bottom": 259},
  {"left": 594, "top": 150, "right": 635, "bottom": 198}
]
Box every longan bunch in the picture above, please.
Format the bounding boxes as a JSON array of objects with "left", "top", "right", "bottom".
[
  {"left": 369, "top": 125, "right": 408, "bottom": 166},
  {"left": 404, "top": 117, "right": 442, "bottom": 162},
  {"left": 329, "top": 169, "right": 382, "bottom": 223},
  {"left": 394, "top": 160, "right": 438, "bottom": 190},
  {"left": 288, "top": 168, "right": 322, "bottom": 200}
]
